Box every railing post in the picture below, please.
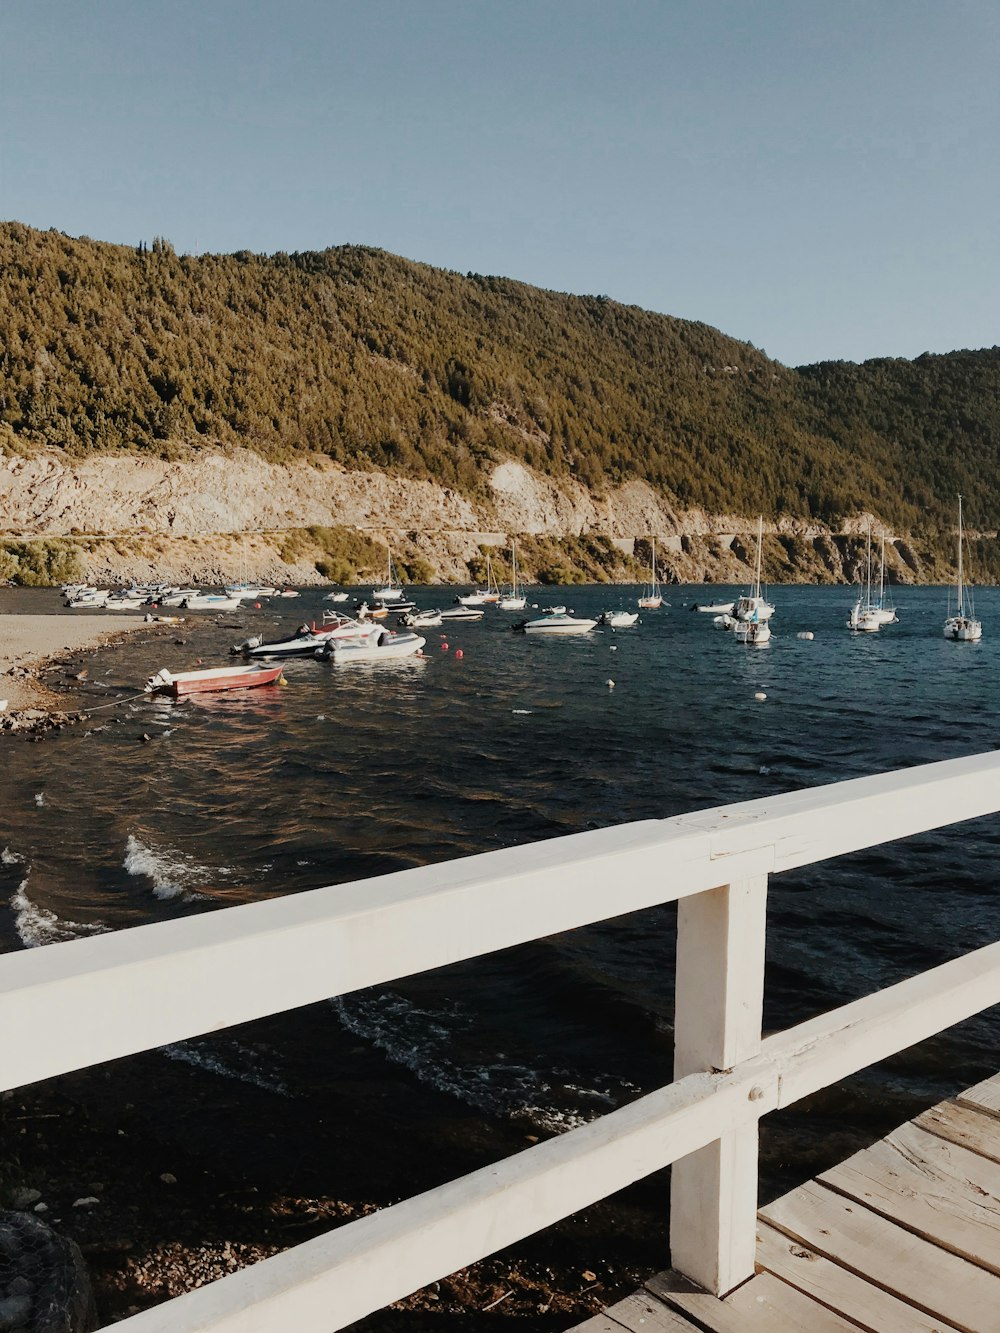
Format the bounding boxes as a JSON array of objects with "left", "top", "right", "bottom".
[{"left": 669, "top": 874, "right": 768, "bottom": 1295}]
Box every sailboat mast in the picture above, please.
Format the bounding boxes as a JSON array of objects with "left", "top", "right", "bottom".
[
  {"left": 754, "top": 517, "right": 763, "bottom": 598},
  {"left": 957, "top": 495, "right": 965, "bottom": 616},
  {"left": 879, "top": 532, "right": 885, "bottom": 605}
]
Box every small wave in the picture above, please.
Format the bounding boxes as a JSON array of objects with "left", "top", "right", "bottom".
[
  {"left": 12, "top": 877, "right": 109, "bottom": 949},
  {"left": 332, "top": 991, "right": 634, "bottom": 1134},
  {"left": 2, "top": 847, "right": 23, "bottom": 866},
  {"left": 163, "top": 1040, "right": 289, "bottom": 1095},
  {"left": 123, "top": 834, "right": 229, "bottom": 901}
]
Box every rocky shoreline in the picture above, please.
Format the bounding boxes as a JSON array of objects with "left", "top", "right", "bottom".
[{"left": 0, "top": 446, "right": 967, "bottom": 591}]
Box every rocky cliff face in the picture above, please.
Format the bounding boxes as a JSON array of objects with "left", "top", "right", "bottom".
[{"left": 0, "top": 446, "right": 944, "bottom": 586}]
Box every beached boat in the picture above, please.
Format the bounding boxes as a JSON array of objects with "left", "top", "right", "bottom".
[
  {"left": 599, "top": 610, "right": 639, "bottom": 627},
  {"left": 733, "top": 518, "right": 775, "bottom": 623},
  {"left": 944, "top": 495, "right": 983, "bottom": 642},
  {"left": 514, "top": 614, "right": 598, "bottom": 635},
  {"left": 638, "top": 538, "right": 664, "bottom": 609},
  {"left": 144, "top": 664, "right": 285, "bottom": 697},
  {"left": 316, "top": 630, "right": 426, "bottom": 662}
]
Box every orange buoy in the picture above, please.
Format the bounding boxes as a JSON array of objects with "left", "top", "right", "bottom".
[{"left": 454, "top": 649, "right": 464, "bottom": 659}]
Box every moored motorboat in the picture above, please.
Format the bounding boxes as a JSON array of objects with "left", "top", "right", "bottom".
[
  {"left": 325, "top": 591, "right": 350, "bottom": 603},
  {"left": 440, "top": 606, "right": 485, "bottom": 621},
  {"left": 693, "top": 600, "right": 735, "bottom": 614},
  {"left": 399, "top": 608, "right": 443, "bottom": 627},
  {"left": 180, "top": 594, "right": 244, "bottom": 611},
  {"left": 514, "top": 614, "right": 598, "bottom": 635},
  {"left": 144, "top": 664, "right": 285, "bottom": 697},
  {"left": 734, "top": 619, "right": 771, "bottom": 645},
  {"left": 598, "top": 611, "right": 639, "bottom": 627},
  {"left": 316, "top": 630, "right": 426, "bottom": 662}
]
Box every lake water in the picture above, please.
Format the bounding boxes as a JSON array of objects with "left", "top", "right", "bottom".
[{"left": 2, "top": 582, "right": 999, "bottom": 1217}]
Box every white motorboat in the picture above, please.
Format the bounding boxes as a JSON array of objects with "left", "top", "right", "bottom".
[
  {"left": 944, "top": 495, "right": 983, "bottom": 642},
  {"left": 713, "top": 613, "right": 737, "bottom": 630},
  {"left": 541, "top": 605, "right": 567, "bottom": 615},
  {"left": 638, "top": 537, "right": 664, "bottom": 608},
  {"left": 694, "top": 600, "right": 735, "bottom": 614},
  {"left": 599, "top": 610, "right": 639, "bottom": 627},
  {"left": 235, "top": 618, "right": 379, "bottom": 656},
  {"left": 733, "top": 518, "right": 775, "bottom": 623},
  {"left": 734, "top": 619, "right": 771, "bottom": 645},
  {"left": 224, "top": 584, "right": 278, "bottom": 599},
  {"left": 179, "top": 594, "right": 245, "bottom": 611},
  {"left": 440, "top": 605, "right": 485, "bottom": 621},
  {"left": 514, "top": 614, "right": 598, "bottom": 635},
  {"left": 399, "top": 608, "right": 443, "bottom": 627},
  {"left": 325, "top": 591, "right": 350, "bottom": 603},
  {"left": 317, "top": 630, "right": 426, "bottom": 662}
]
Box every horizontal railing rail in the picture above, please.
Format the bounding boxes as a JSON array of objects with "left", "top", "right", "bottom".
[{"left": 2, "top": 750, "right": 999, "bottom": 1329}]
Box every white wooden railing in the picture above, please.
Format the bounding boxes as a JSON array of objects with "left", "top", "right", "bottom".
[{"left": 4, "top": 752, "right": 1000, "bottom": 1329}]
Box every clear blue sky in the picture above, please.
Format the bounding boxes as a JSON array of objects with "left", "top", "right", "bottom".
[{"left": 1, "top": 0, "right": 997, "bottom": 366}]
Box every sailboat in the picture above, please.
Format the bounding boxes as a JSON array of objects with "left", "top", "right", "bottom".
[
  {"left": 498, "top": 542, "right": 527, "bottom": 610},
  {"left": 847, "top": 522, "right": 881, "bottom": 633},
  {"left": 637, "top": 537, "right": 664, "bottom": 609},
  {"left": 872, "top": 532, "right": 899, "bottom": 625},
  {"left": 372, "top": 544, "right": 405, "bottom": 602},
  {"left": 944, "top": 495, "right": 982, "bottom": 642},
  {"left": 732, "top": 517, "right": 775, "bottom": 625},
  {"left": 457, "top": 552, "right": 501, "bottom": 606}
]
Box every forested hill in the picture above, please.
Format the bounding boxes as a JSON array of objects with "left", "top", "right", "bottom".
[{"left": 1, "top": 221, "right": 997, "bottom": 533}]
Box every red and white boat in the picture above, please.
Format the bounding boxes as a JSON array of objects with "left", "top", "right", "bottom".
[{"left": 144, "top": 665, "right": 286, "bottom": 697}]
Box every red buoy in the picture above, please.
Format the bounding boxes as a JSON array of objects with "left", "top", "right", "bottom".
[
  {"left": 440, "top": 642, "right": 449, "bottom": 651},
  {"left": 255, "top": 601, "right": 261, "bottom": 609},
  {"left": 454, "top": 649, "right": 464, "bottom": 659}
]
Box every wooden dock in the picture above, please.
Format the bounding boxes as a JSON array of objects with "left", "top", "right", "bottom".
[{"left": 578, "top": 1072, "right": 1000, "bottom": 1333}]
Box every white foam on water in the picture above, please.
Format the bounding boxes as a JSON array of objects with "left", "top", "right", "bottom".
[
  {"left": 34, "top": 793, "right": 45, "bottom": 808},
  {"left": 2, "top": 847, "right": 23, "bottom": 866},
  {"left": 123, "top": 834, "right": 229, "bottom": 901},
  {"left": 12, "top": 876, "right": 109, "bottom": 949},
  {"left": 163, "top": 1040, "right": 290, "bottom": 1095},
  {"left": 332, "top": 991, "right": 634, "bottom": 1134}
]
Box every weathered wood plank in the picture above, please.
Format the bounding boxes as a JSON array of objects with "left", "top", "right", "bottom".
[
  {"left": 647, "top": 1268, "right": 860, "bottom": 1331},
  {"left": 598, "top": 1289, "right": 701, "bottom": 1331},
  {"left": 916, "top": 1100, "right": 1000, "bottom": 1166},
  {"left": 957, "top": 1073, "right": 1000, "bottom": 1120},
  {"left": 819, "top": 1120, "right": 1000, "bottom": 1273},
  {"left": 760, "top": 1179, "right": 1000, "bottom": 1333},
  {"left": 756, "top": 1217, "right": 962, "bottom": 1332}
]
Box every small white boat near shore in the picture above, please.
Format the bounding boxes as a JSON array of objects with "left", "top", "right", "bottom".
[{"left": 599, "top": 611, "right": 639, "bottom": 628}]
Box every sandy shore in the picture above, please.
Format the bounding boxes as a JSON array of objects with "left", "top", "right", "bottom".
[{"left": 0, "top": 614, "right": 147, "bottom": 708}]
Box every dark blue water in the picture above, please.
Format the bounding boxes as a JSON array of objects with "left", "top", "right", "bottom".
[{"left": 2, "top": 583, "right": 999, "bottom": 1191}]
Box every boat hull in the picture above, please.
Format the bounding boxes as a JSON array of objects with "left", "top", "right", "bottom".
[{"left": 147, "top": 665, "right": 285, "bottom": 696}]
